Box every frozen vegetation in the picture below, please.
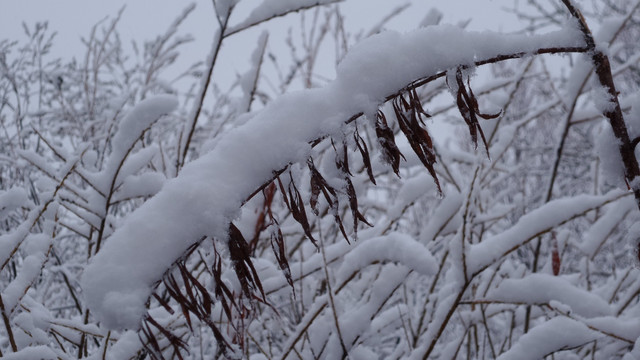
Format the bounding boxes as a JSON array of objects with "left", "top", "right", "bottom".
[{"left": 2, "top": 0, "right": 640, "bottom": 359}]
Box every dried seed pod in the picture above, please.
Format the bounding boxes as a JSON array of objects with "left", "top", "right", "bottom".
[
  {"left": 375, "top": 110, "right": 405, "bottom": 176},
  {"left": 392, "top": 91, "right": 442, "bottom": 194},
  {"left": 354, "top": 126, "right": 376, "bottom": 184},
  {"left": 451, "top": 67, "right": 500, "bottom": 158},
  {"left": 551, "top": 234, "right": 561, "bottom": 276}
]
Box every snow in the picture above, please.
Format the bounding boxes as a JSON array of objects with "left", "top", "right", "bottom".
[
  {"left": 579, "top": 197, "right": 634, "bottom": 257},
  {"left": 213, "top": 0, "right": 239, "bottom": 19},
  {"left": 335, "top": 25, "right": 583, "bottom": 108},
  {"left": 349, "top": 346, "right": 379, "bottom": 360},
  {"left": 0, "top": 345, "right": 60, "bottom": 360},
  {"left": 262, "top": 239, "right": 352, "bottom": 294},
  {"left": 627, "top": 92, "right": 640, "bottom": 140},
  {"left": 111, "top": 172, "right": 166, "bottom": 203},
  {"left": 419, "top": 187, "right": 462, "bottom": 242},
  {"left": 409, "top": 281, "right": 463, "bottom": 360},
  {"left": 419, "top": 8, "right": 443, "bottom": 28},
  {"left": 336, "top": 232, "right": 437, "bottom": 284},
  {"left": 3, "top": 252, "right": 49, "bottom": 313},
  {"left": 496, "top": 317, "right": 599, "bottom": 360},
  {"left": 562, "top": 55, "right": 592, "bottom": 109},
  {"left": 82, "top": 24, "right": 586, "bottom": 330},
  {"left": 387, "top": 172, "right": 437, "bottom": 219},
  {"left": 484, "top": 273, "right": 612, "bottom": 317},
  {"left": 596, "top": 121, "right": 625, "bottom": 187},
  {"left": 228, "top": 0, "right": 340, "bottom": 34},
  {"left": 623, "top": 337, "right": 640, "bottom": 360},
  {"left": 468, "top": 189, "right": 628, "bottom": 274},
  {"left": 279, "top": 294, "right": 329, "bottom": 358},
  {"left": 113, "top": 145, "right": 161, "bottom": 187},
  {"left": 591, "top": 81, "right": 616, "bottom": 113},
  {"left": 0, "top": 175, "right": 68, "bottom": 271},
  {"left": 96, "top": 95, "right": 178, "bottom": 194},
  {"left": 0, "top": 187, "right": 29, "bottom": 219},
  {"left": 300, "top": 264, "right": 413, "bottom": 355},
  {"left": 17, "top": 150, "right": 57, "bottom": 180},
  {"left": 586, "top": 317, "right": 640, "bottom": 342},
  {"left": 102, "top": 330, "right": 143, "bottom": 360}
]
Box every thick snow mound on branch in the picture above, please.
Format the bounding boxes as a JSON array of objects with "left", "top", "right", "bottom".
[{"left": 82, "top": 25, "right": 584, "bottom": 330}]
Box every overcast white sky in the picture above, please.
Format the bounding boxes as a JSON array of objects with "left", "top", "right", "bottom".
[
  {"left": 1, "top": 1, "right": 518, "bottom": 44},
  {"left": 0, "top": 1, "right": 520, "bottom": 85}
]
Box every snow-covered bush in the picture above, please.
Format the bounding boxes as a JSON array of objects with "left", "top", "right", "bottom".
[{"left": 2, "top": 1, "right": 640, "bottom": 359}]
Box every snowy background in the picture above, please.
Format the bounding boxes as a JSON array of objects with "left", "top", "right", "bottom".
[{"left": 2, "top": 0, "right": 640, "bottom": 359}]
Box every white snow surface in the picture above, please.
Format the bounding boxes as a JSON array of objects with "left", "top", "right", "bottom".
[
  {"left": 336, "top": 232, "right": 437, "bottom": 284},
  {"left": 496, "top": 317, "right": 599, "bottom": 360},
  {"left": 101, "top": 331, "right": 143, "bottom": 360},
  {"left": 468, "top": 189, "right": 627, "bottom": 273},
  {"left": 579, "top": 197, "right": 634, "bottom": 257},
  {"left": 484, "top": 273, "right": 612, "bottom": 317},
  {"left": 82, "top": 25, "right": 585, "bottom": 330},
  {"left": 0, "top": 187, "right": 29, "bottom": 219},
  {"left": 95, "top": 95, "right": 178, "bottom": 194},
  {"left": 596, "top": 121, "right": 625, "bottom": 187},
  {"left": 0, "top": 345, "right": 60, "bottom": 360},
  {"left": 229, "top": 0, "right": 340, "bottom": 34}
]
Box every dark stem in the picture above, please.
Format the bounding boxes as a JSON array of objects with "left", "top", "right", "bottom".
[
  {"left": 0, "top": 295, "right": 17, "bottom": 353},
  {"left": 178, "top": 4, "right": 232, "bottom": 171},
  {"left": 560, "top": 0, "right": 640, "bottom": 209}
]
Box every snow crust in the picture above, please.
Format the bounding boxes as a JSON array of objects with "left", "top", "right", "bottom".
[{"left": 82, "top": 25, "right": 585, "bottom": 330}]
